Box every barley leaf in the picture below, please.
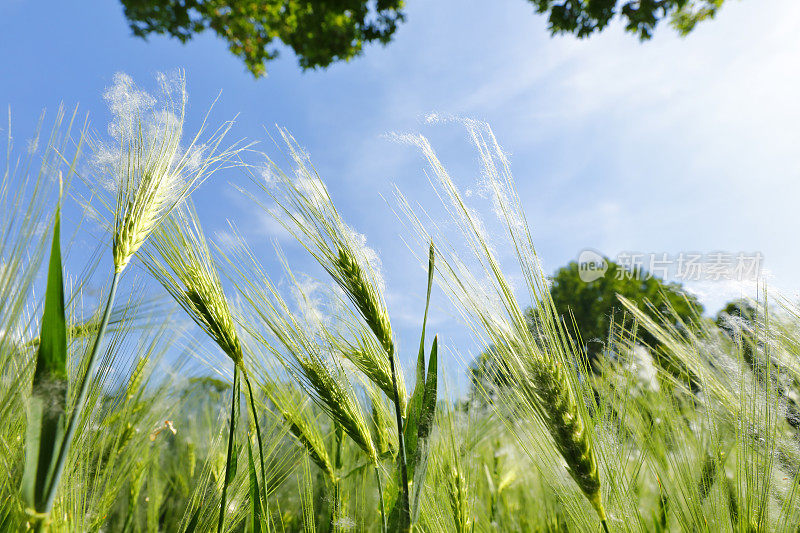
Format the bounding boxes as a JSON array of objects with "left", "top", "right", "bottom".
[
  {"left": 218, "top": 368, "right": 240, "bottom": 533},
  {"left": 404, "top": 243, "right": 435, "bottom": 476},
  {"left": 247, "top": 430, "right": 266, "bottom": 533},
  {"left": 21, "top": 201, "right": 68, "bottom": 513},
  {"left": 185, "top": 508, "right": 201, "bottom": 533},
  {"left": 410, "top": 335, "right": 437, "bottom": 523}
]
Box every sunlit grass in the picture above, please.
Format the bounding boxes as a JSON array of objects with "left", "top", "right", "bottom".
[{"left": 2, "top": 74, "right": 799, "bottom": 533}]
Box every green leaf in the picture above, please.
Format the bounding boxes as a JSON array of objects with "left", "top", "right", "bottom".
[
  {"left": 243, "top": 371, "right": 271, "bottom": 532},
  {"left": 410, "top": 336, "right": 438, "bottom": 523},
  {"left": 21, "top": 203, "right": 68, "bottom": 513},
  {"left": 229, "top": 441, "right": 239, "bottom": 482},
  {"left": 388, "top": 244, "right": 435, "bottom": 531},
  {"left": 185, "top": 507, "right": 201, "bottom": 533},
  {"left": 219, "top": 368, "right": 240, "bottom": 533},
  {"left": 404, "top": 243, "right": 435, "bottom": 476},
  {"left": 247, "top": 430, "right": 266, "bottom": 533}
]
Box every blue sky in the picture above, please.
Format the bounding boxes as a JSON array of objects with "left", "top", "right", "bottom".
[{"left": 3, "top": 0, "right": 800, "bottom": 392}]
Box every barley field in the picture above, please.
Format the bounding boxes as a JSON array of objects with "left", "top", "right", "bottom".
[{"left": 3, "top": 73, "right": 800, "bottom": 533}]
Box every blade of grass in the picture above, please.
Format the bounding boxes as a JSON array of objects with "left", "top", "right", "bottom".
[
  {"left": 218, "top": 365, "right": 240, "bottom": 533},
  {"left": 242, "top": 368, "right": 270, "bottom": 531},
  {"left": 44, "top": 270, "right": 120, "bottom": 516},
  {"left": 21, "top": 191, "right": 68, "bottom": 528},
  {"left": 374, "top": 463, "right": 387, "bottom": 533},
  {"left": 246, "top": 423, "right": 265, "bottom": 533},
  {"left": 410, "top": 336, "right": 438, "bottom": 524},
  {"left": 405, "top": 242, "right": 435, "bottom": 477}
]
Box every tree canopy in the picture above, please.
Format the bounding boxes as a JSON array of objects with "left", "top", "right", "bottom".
[
  {"left": 119, "top": 0, "right": 726, "bottom": 77},
  {"left": 547, "top": 259, "right": 703, "bottom": 362},
  {"left": 716, "top": 298, "right": 758, "bottom": 333},
  {"left": 528, "top": 0, "right": 726, "bottom": 40},
  {"left": 119, "top": 0, "right": 404, "bottom": 77},
  {"left": 469, "top": 258, "right": 703, "bottom": 401}
]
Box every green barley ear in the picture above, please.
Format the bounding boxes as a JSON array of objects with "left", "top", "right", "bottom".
[
  {"left": 395, "top": 122, "right": 608, "bottom": 526},
  {"left": 333, "top": 328, "right": 407, "bottom": 416},
  {"left": 247, "top": 130, "right": 397, "bottom": 367},
  {"left": 144, "top": 210, "right": 249, "bottom": 533},
  {"left": 447, "top": 466, "right": 470, "bottom": 533},
  {"left": 525, "top": 358, "right": 605, "bottom": 521},
  {"left": 144, "top": 202, "right": 243, "bottom": 365},
  {"left": 367, "top": 381, "right": 397, "bottom": 456},
  {"left": 247, "top": 131, "right": 407, "bottom": 529},
  {"left": 335, "top": 246, "right": 394, "bottom": 355},
  {"left": 332, "top": 244, "right": 409, "bottom": 528},
  {"left": 91, "top": 71, "right": 241, "bottom": 273},
  {"left": 258, "top": 374, "right": 336, "bottom": 482},
  {"left": 226, "top": 241, "right": 379, "bottom": 463},
  {"left": 290, "top": 348, "right": 378, "bottom": 462}
]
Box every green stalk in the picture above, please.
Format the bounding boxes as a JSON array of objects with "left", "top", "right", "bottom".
[
  {"left": 374, "top": 462, "right": 387, "bottom": 533},
  {"left": 242, "top": 368, "right": 270, "bottom": 526},
  {"left": 387, "top": 345, "right": 410, "bottom": 532},
  {"left": 330, "top": 424, "right": 343, "bottom": 532},
  {"left": 42, "top": 270, "right": 120, "bottom": 515},
  {"left": 218, "top": 365, "right": 240, "bottom": 533}
]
